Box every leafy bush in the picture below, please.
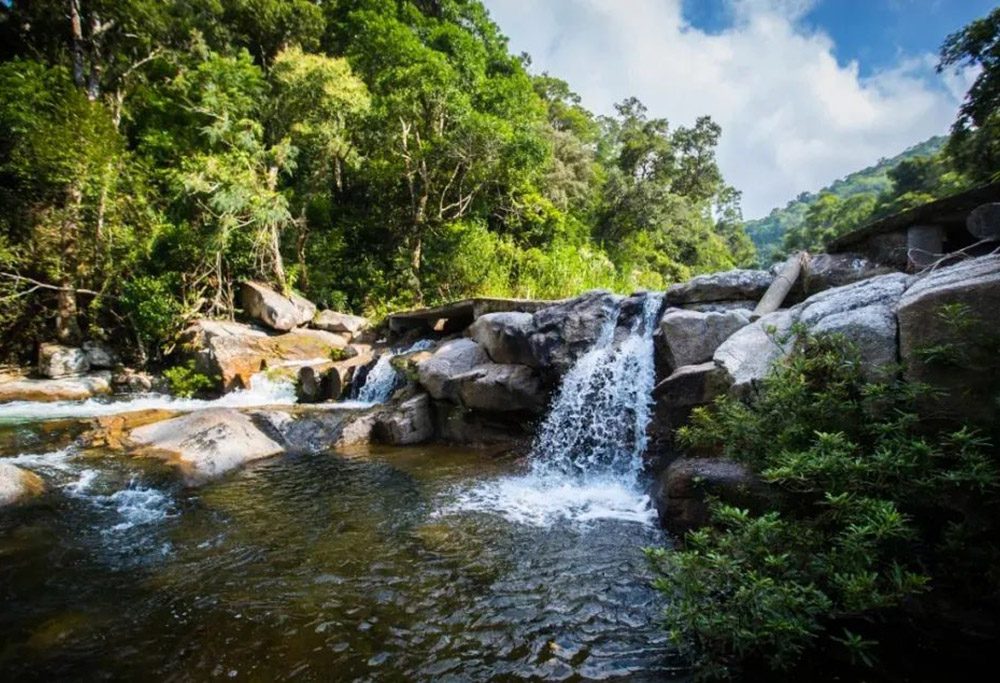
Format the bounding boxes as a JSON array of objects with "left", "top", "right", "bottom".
[
  {"left": 120, "top": 275, "right": 184, "bottom": 350},
  {"left": 648, "top": 333, "right": 1000, "bottom": 679},
  {"left": 163, "top": 360, "right": 215, "bottom": 398}
]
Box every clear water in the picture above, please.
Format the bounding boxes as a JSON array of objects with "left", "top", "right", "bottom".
[
  {"left": 0, "top": 297, "right": 680, "bottom": 680},
  {"left": 0, "top": 443, "right": 680, "bottom": 681}
]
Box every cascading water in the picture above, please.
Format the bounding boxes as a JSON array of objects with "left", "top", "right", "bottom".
[
  {"left": 443, "top": 292, "right": 665, "bottom": 526},
  {"left": 351, "top": 339, "right": 435, "bottom": 405}
]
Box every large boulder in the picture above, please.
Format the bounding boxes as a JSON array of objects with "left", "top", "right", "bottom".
[
  {"left": 241, "top": 281, "right": 316, "bottom": 331},
  {"left": 666, "top": 269, "right": 772, "bottom": 305},
  {"left": 898, "top": 255, "right": 1000, "bottom": 423},
  {"left": 713, "top": 309, "right": 796, "bottom": 397},
  {"left": 653, "top": 458, "right": 778, "bottom": 532},
  {"left": 714, "top": 271, "right": 912, "bottom": 394},
  {"left": 468, "top": 312, "right": 536, "bottom": 366},
  {"left": 653, "top": 362, "right": 731, "bottom": 410},
  {"left": 81, "top": 341, "right": 118, "bottom": 370},
  {"left": 528, "top": 290, "right": 621, "bottom": 376},
  {"left": 129, "top": 408, "right": 284, "bottom": 483},
  {"left": 453, "top": 364, "right": 547, "bottom": 414},
  {"left": 38, "top": 344, "right": 89, "bottom": 378},
  {"left": 0, "top": 372, "right": 112, "bottom": 403},
  {"left": 312, "top": 310, "right": 368, "bottom": 336},
  {"left": 295, "top": 353, "right": 372, "bottom": 403},
  {"left": 373, "top": 393, "right": 434, "bottom": 445},
  {"left": 180, "top": 320, "right": 349, "bottom": 392},
  {"left": 0, "top": 463, "right": 44, "bottom": 507},
  {"left": 416, "top": 339, "right": 490, "bottom": 401},
  {"left": 658, "top": 308, "right": 749, "bottom": 369}
]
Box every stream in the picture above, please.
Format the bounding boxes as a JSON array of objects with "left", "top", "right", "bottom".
[{"left": 0, "top": 293, "right": 682, "bottom": 681}]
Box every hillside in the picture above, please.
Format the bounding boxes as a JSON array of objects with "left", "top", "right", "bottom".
[{"left": 745, "top": 136, "right": 948, "bottom": 262}]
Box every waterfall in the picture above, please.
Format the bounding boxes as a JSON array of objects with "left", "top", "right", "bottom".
[
  {"left": 441, "top": 292, "right": 664, "bottom": 527},
  {"left": 530, "top": 293, "right": 663, "bottom": 480},
  {"left": 352, "top": 339, "right": 434, "bottom": 405}
]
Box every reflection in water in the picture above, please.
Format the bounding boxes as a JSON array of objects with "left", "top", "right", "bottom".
[{"left": 0, "top": 445, "right": 680, "bottom": 681}]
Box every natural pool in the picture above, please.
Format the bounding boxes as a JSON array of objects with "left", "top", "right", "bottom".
[{"left": 0, "top": 442, "right": 681, "bottom": 681}]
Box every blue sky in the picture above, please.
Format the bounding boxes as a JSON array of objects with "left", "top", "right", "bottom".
[
  {"left": 483, "top": 0, "right": 988, "bottom": 217},
  {"left": 685, "top": 1, "right": 996, "bottom": 76}
]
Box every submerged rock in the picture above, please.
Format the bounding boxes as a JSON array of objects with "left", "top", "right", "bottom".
[
  {"left": 0, "top": 372, "right": 112, "bottom": 403},
  {"left": 38, "top": 344, "right": 89, "bottom": 378},
  {"left": 0, "top": 462, "right": 44, "bottom": 507},
  {"left": 129, "top": 408, "right": 284, "bottom": 483},
  {"left": 241, "top": 281, "right": 316, "bottom": 331},
  {"left": 658, "top": 308, "right": 749, "bottom": 369}
]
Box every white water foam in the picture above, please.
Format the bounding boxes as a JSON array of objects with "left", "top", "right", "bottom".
[
  {"left": 0, "top": 372, "right": 296, "bottom": 423},
  {"left": 352, "top": 339, "right": 436, "bottom": 405},
  {"left": 442, "top": 294, "right": 664, "bottom": 527},
  {"left": 98, "top": 484, "right": 174, "bottom": 533}
]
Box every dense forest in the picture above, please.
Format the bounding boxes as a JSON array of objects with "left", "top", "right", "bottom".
[{"left": 0, "top": 0, "right": 754, "bottom": 364}]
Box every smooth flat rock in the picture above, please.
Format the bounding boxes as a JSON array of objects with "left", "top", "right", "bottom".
[
  {"left": 312, "top": 310, "right": 368, "bottom": 335},
  {"left": 0, "top": 372, "right": 112, "bottom": 403},
  {"left": 898, "top": 255, "right": 1000, "bottom": 423},
  {"left": 667, "top": 269, "right": 772, "bottom": 305},
  {"left": 129, "top": 408, "right": 284, "bottom": 483}
]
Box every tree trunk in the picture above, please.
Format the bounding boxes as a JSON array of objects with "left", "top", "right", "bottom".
[
  {"left": 56, "top": 184, "right": 84, "bottom": 343},
  {"left": 69, "top": 0, "right": 86, "bottom": 90},
  {"left": 265, "top": 165, "right": 287, "bottom": 292},
  {"left": 86, "top": 10, "right": 102, "bottom": 101},
  {"left": 296, "top": 210, "right": 309, "bottom": 293}
]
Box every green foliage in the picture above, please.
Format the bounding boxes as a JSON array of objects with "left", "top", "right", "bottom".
[
  {"left": 163, "top": 360, "right": 215, "bottom": 397},
  {"left": 652, "top": 333, "right": 1000, "bottom": 679},
  {"left": 0, "top": 0, "right": 756, "bottom": 361},
  {"left": 939, "top": 7, "right": 1000, "bottom": 183}
]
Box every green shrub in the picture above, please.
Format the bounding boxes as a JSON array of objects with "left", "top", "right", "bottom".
[
  {"left": 163, "top": 360, "right": 216, "bottom": 398},
  {"left": 648, "top": 333, "right": 999, "bottom": 679}
]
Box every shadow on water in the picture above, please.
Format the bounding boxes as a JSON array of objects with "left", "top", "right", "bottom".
[{"left": 0, "top": 444, "right": 684, "bottom": 681}]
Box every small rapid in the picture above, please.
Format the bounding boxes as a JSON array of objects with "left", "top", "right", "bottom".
[
  {"left": 349, "top": 339, "right": 435, "bottom": 405},
  {"left": 0, "top": 372, "right": 296, "bottom": 424},
  {"left": 443, "top": 293, "right": 665, "bottom": 526}
]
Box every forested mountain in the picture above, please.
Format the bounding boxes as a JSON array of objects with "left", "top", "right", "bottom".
[
  {"left": 745, "top": 136, "right": 952, "bottom": 262},
  {"left": 0, "top": 0, "right": 753, "bottom": 363}
]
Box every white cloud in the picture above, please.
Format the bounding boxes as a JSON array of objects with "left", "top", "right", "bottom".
[{"left": 483, "top": 0, "right": 968, "bottom": 218}]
